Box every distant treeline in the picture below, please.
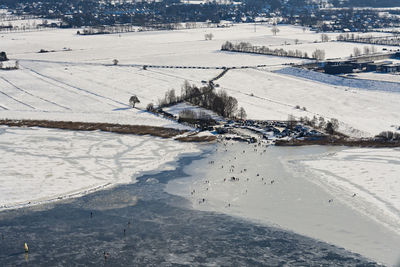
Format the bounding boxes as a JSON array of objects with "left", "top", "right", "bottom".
[
  {"left": 221, "top": 41, "right": 326, "bottom": 60},
  {"left": 337, "top": 33, "right": 400, "bottom": 47},
  {"left": 77, "top": 22, "right": 225, "bottom": 35}
]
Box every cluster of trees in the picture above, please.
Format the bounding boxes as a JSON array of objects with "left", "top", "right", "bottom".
[
  {"left": 0, "top": 19, "right": 55, "bottom": 33},
  {"left": 312, "top": 49, "right": 325, "bottom": 61},
  {"left": 351, "top": 46, "right": 378, "bottom": 57},
  {"left": 299, "top": 116, "right": 339, "bottom": 134},
  {"left": 180, "top": 81, "right": 242, "bottom": 118},
  {"left": 375, "top": 131, "right": 400, "bottom": 141},
  {"left": 78, "top": 25, "right": 136, "bottom": 35},
  {"left": 222, "top": 41, "right": 326, "bottom": 60},
  {"left": 337, "top": 33, "right": 400, "bottom": 47},
  {"left": 320, "top": 33, "right": 330, "bottom": 42},
  {"left": 156, "top": 81, "right": 245, "bottom": 119},
  {"left": 157, "top": 88, "right": 180, "bottom": 108}
]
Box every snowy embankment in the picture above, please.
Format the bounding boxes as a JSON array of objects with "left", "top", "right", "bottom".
[
  {"left": 166, "top": 142, "right": 400, "bottom": 266},
  {"left": 0, "top": 126, "right": 200, "bottom": 211},
  {"left": 275, "top": 67, "right": 400, "bottom": 93}
]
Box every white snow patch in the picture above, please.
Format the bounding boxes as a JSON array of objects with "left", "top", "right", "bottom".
[{"left": 0, "top": 126, "right": 200, "bottom": 210}]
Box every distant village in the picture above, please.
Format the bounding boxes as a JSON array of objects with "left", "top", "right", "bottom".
[{"left": 1, "top": 0, "right": 400, "bottom": 33}]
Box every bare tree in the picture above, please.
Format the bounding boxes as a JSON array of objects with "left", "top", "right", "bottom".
[
  {"left": 166, "top": 89, "right": 177, "bottom": 104},
  {"left": 287, "top": 114, "right": 296, "bottom": 129},
  {"left": 325, "top": 118, "right": 339, "bottom": 134},
  {"left": 237, "top": 107, "right": 247, "bottom": 120},
  {"left": 353, "top": 47, "right": 361, "bottom": 57},
  {"left": 363, "top": 46, "right": 370, "bottom": 55},
  {"left": 146, "top": 102, "right": 154, "bottom": 111},
  {"left": 321, "top": 33, "right": 330, "bottom": 42},
  {"left": 271, "top": 26, "right": 280, "bottom": 36},
  {"left": 113, "top": 59, "right": 119, "bottom": 65},
  {"left": 312, "top": 49, "right": 325, "bottom": 60},
  {"left": 129, "top": 95, "right": 140, "bottom": 108}
]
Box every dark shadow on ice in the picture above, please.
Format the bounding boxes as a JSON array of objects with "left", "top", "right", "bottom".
[{"left": 112, "top": 107, "right": 131, "bottom": 111}]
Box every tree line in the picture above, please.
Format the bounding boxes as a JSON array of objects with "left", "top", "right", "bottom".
[
  {"left": 221, "top": 41, "right": 326, "bottom": 60},
  {"left": 297, "top": 115, "right": 339, "bottom": 135},
  {"left": 337, "top": 33, "right": 400, "bottom": 47}
]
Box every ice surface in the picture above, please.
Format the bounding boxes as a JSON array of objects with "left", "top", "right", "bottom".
[
  {"left": 0, "top": 126, "right": 199, "bottom": 210},
  {"left": 166, "top": 142, "right": 400, "bottom": 266}
]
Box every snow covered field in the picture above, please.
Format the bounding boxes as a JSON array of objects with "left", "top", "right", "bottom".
[
  {"left": 217, "top": 67, "right": 400, "bottom": 137},
  {"left": 0, "top": 24, "right": 397, "bottom": 137},
  {"left": 0, "top": 24, "right": 398, "bottom": 137},
  {"left": 167, "top": 142, "right": 400, "bottom": 266},
  {"left": 0, "top": 126, "right": 199, "bottom": 210}
]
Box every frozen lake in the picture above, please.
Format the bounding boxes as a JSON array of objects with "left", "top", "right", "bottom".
[
  {"left": 167, "top": 142, "right": 400, "bottom": 266},
  {"left": 0, "top": 142, "right": 380, "bottom": 266}
]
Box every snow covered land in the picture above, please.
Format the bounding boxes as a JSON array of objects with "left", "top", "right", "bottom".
[
  {"left": 1, "top": 23, "right": 398, "bottom": 137},
  {"left": 167, "top": 142, "right": 400, "bottom": 266},
  {"left": 217, "top": 67, "right": 400, "bottom": 137},
  {"left": 0, "top": 126, "right": 199, "bottom": 210}
]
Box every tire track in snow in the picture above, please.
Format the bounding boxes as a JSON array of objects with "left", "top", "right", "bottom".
[
  {"left": 68, "top": 65, "right": 154, "bottom": 103},
  {"left": 0, "top": 104, "right": 8, "bottom": 110},
  {"left": 22, "top": 65, "right": 128, "bottom": 108},
  {"left": 24, "top": 67, "right": 114, "bottom": 108},
  {"left": 0, "top": 77, "right": 71, "bottom": 111},
  {"left": 0, "top": 89, "right": 36, "bottom": 110}
]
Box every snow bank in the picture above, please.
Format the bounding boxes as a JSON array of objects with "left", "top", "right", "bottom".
[{"left": 0, "top": 126, "right": 200, "bottom": 210}]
